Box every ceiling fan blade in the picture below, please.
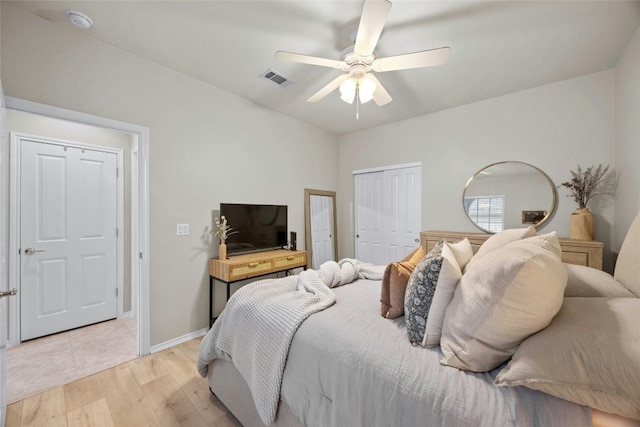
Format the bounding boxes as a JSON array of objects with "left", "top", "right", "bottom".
[
  {"left": 372, "top": 47, "right": 451, "bottom": 72},
  {"left": 366, "top": 74, "right": 392, "bottom": 106},
  {"left": 307, "top": 74, "right": 349, "bottom": 103},
  {"left": 275, "top": 51, "right": 345, "bottom": 69},
  {"left": 354, "top": 0, "right": 392, "bottom": 58}
]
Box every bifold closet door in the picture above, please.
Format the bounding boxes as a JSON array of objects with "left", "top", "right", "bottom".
[{"left": 354, "top": 165, "right": 421, "bottom": 265}]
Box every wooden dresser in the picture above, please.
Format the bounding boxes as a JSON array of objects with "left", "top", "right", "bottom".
[
  {"left": 208, "top": 249, "right": 307, "bottom": 326},
  {"left": 420, "top": 230, "right": 603, "bottom": 270}
]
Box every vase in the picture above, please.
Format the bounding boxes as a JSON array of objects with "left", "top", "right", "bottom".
[
  {"left": 219, "top": 242, "right": 227, "bottom": 260},
  {"left": 570, "top": 208, "right": 594, "bottom": 241}
]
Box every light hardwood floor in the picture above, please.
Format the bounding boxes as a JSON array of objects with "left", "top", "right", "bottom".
[{"left": 6, "top": 337, "right": 241, "bottom": 427}]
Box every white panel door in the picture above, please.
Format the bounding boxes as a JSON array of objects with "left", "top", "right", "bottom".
[
  {"left": 385, "top": 166, "right": 422, "bottom": 260},
  {"left": 354, "top": 171, "right": 385, "bottom": 265},
  {"left": 20, "top": 138, "right": 117, "bottom": 341},
  {"left": 309, "top": 194, "right": 335, "bottom": 269},
  {"left": 354, "top": 165, "right": 421, "bottom": 265}
]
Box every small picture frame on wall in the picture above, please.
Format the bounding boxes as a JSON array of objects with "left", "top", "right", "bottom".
[{"left": 522, "top": 210, "right": 547, "bottom": 225}]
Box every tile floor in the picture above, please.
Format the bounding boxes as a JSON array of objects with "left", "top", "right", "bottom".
[{"left": 6, "top": 317, "right": 138, "bottom": 404}]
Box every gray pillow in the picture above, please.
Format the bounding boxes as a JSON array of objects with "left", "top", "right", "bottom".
[
  {"left": 564, "top": 263, "right": 635, "bottom": 297},
  {"left": 495, "top": 297, "right": 640, "bottom": 421}
]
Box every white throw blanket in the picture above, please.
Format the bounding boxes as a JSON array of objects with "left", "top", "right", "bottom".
[{"left": 197, "top": 259, "right": 385, "bottom": 425}]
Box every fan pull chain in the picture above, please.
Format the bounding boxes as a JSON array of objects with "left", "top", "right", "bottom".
[{"left": 356, "top": 82, "right": 360, "bottom": 120}]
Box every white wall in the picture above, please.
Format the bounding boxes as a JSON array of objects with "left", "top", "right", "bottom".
[
  {"left": 0, "top": 4, "right": 338, "bottom": 346},
  {"left": 339, "top": 71, "right": 616, "bottom": 271},
  {"left": 614, "top": 27, "right": 640, "bottom": 252}
]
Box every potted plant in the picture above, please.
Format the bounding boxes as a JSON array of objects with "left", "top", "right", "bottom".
[{"left": 560, "top": 164, "right": 609, "bottom": 241}]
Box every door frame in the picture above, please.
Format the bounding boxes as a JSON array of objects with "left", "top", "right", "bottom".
[
  {"left": 5, "top": 97, "right": 150, "bottom": 355},
  {"left": 10, "top": 133, "right": 124, "bottom": 341}
]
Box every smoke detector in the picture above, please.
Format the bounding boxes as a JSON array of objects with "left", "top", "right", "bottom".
[{"left": 66, "top": 10, "right": 93, "bottom": 30}]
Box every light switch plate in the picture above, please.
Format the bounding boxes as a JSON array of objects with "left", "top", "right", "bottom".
[{"left": 176, "top": 224, "right": 189, "bottom": 236}]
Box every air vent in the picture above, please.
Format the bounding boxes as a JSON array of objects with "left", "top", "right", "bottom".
[{"left": 259, "top": 69, "right": 293, "bottom": 88}]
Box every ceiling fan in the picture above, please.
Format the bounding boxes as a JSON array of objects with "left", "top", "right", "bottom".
[{"left": 275, "top": 0, "right": 450, "bottom": 110}]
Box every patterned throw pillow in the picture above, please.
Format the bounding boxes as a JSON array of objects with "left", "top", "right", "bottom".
[{"left": 405, "top": 241, "right": 462, "bottom": 347}]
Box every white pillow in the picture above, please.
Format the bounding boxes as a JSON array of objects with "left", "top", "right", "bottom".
[
  {"left": 444, "top": 238, "right": 473, "bottom": 270},
  {"left": 405, "top": 242, "right": 462, "bottom": 347},
  {"left": 423, "top": 244, "right": 463, "bottom": 348},
  {"left": 464, "top": 226, "right": 536, "bottom": 272},
  {"left": 440, "top": 232, "right": 567, "bottom": 372}
]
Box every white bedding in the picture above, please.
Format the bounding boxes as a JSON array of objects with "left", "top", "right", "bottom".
[
  {"left": 198, "top": 259, "right": 385, "bottom": 424},
  {"left": 200, "top": 277, "right": 593, "bottom": 427}
]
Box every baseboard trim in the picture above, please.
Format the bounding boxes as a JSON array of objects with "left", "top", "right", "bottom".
[{"left": 150, "top": 328, "right": 208, "bottom": 353}]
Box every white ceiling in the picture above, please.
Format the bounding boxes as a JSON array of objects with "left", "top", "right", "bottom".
[{"left": 12, "top": 0, "right": 640, "bottom": 135}]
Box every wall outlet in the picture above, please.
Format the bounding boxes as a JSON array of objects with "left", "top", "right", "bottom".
[{"left": 176, "top": 224, "right": 189, "bottom": 236}]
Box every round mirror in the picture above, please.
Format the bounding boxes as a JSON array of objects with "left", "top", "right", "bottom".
[{"left": 463, "top": 161, "right": 557, "bottom": 233}]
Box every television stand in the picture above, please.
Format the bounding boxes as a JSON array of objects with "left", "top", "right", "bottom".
[{"left": 208, "top": 249, "right": 307, "bottom": 327}]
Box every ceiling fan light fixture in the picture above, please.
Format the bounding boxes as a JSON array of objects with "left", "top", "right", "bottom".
[
  {"left": 358, "top": 75, "right": 376, "bottom": 104},
  {"left": 339, "top": 75, "right": 376, "bottom": 105},
  {"left": 339, "top": 78, "right": 357, "bottom": 104}
]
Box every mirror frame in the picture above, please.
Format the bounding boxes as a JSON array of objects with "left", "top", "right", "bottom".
[
  {"left": 304, "top": 189, "right": 338, "bottom": 269},
  {"left": 462, "top": 161, "right": 557, "bottom": 233}
]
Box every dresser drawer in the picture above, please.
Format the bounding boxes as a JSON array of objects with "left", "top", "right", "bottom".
[
  {"left": 228, "top": 260, "right": 273, "bottom": 280},
  {"left": 561, "top": 252, "right": 588, "bottom": 267},
  {"left": 273, "top": 253, "right": 306, "bottom": 269}
]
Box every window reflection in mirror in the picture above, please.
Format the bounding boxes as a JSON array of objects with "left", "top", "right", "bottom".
[
  {"left": 304, "top": 189, "right": 338, "bottom": 269},
  {"left": 463, "top": 162, "right": 556, "bottom": 233}
]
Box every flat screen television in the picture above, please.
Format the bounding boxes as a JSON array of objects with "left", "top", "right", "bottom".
[{"left": 220, "top": 203, "right": 288, "bottom": 256}]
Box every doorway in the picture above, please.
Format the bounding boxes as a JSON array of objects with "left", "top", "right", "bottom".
[
  {"left": 6, "top": 98, "right": 150, "bottom": 402},
  {"left": 5, "top": 97, "right": 150, "bottom": 353},
  {"left": 354, "top": 163, "right": 422, "bottom": 265}
]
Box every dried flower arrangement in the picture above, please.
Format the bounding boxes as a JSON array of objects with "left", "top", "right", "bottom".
[
  {"left": 213, "top": 216, "right": 238, "bottom": 243},
  {"left": 560, "top": 164, "right": 610, "bottom": 210}
]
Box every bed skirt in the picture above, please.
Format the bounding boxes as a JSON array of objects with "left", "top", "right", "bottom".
[{"left": 208, "top": 358, "right": 302, "bottom": 427}]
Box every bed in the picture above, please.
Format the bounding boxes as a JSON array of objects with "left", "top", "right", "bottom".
[{"left": 198, "top": 218, "right": 640, "bottom": 427}]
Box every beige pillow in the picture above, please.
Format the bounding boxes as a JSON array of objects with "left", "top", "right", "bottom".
[
  {"left": 444, "top": 238, "right": 473, "bottom": 270},
  {"left": 440, "top": 232, "right": 566, "bottom": 372},
  {"left": 495, "top": 297, "right": 640, "bottom": 421},
  {"left": 380, "top": 246, "right": 425, "bottom": 318},
  {"left": 564, "top": 263, "right": 636, "bottom": 297}
]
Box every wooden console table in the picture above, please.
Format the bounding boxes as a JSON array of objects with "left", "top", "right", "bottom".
[
  {"left": 420, "top": 231, "right": 603, "bottom": 270},
  {"left": 208, "top": 249, "right": 307, "bottom": 327}
]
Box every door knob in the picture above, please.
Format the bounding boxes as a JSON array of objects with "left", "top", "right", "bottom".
[
  {"left": 415, "top": 238, "right": 419, "bottom": 243},
  {"left": 0, "top": 288, "right": 17, "bottom": 298},
  {"left": 356, "top": 234, "right": 360, "bottom": 238},
  {"left": 24, "top": 247, "right": 46, "bottom": 255}
]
